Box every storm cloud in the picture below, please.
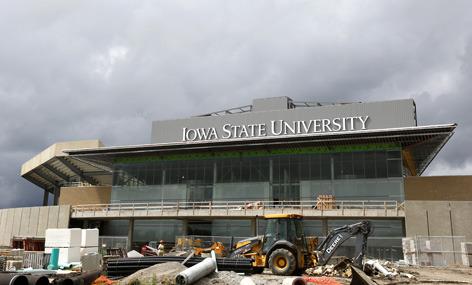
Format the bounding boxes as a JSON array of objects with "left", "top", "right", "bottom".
[{"left": 1, "top": 1, "right": 471, "bottom": 208}]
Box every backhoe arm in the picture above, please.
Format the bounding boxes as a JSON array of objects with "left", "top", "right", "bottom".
[{"left": 316, "top": 221, "right": 372, "bottom": 267}]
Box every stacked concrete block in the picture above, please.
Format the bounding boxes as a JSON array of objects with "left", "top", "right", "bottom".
[
  {"left": 45, "top": 228, "right": 82, "bottom": 264},
  {"left": 6, "top": 249, "right": 24, "bottom": 270},
  {"left": 461, "top": 242, "right": 472, "bottom": 267},
  {"left": 402, "top": 237, "right": 417, "bottom": 265},
  {"left": 81, "top": 229, "right": 99, "bottom": 256}
]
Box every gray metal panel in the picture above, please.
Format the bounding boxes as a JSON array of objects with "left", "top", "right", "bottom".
[
  {"left": 152, "top": 99, "right": 417, "bottom": 143},
  {"left": 252, "top": 97, "right": 291, "bottom": 112}
]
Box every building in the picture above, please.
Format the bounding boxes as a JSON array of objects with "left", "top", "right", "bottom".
[{"left": 6, "top": 97, "right": 471, "bottom": 262}]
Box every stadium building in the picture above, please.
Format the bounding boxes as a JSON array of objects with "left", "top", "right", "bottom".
[{"left": 3, "top": 97, "right": 470, "bottom": 262}]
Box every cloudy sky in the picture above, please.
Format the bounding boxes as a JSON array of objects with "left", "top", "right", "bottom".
[{"left": 1, "top": 1, "right": 472, "bottom": 209}]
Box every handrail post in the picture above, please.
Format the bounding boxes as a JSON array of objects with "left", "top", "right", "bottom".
[
  {"left": 245, "top": 201, "right": 247, "bottom": 216},
  {"left": 193, "top": 201, "right": 195, "bottom": 216},
  {"left": 161, "top": 200, "right": 164, "bottom": 215},
  {"left": 209, "top": 201, "right": 212, "bottom": 216},
  {"left": 384, "top": 201, "right": 387, "bottom": 216},
  {"left": 301, "top": 200, "right": 303, "bottom": 215},
  {"left": 146, "top": 203, "right": 149, "bottom": 216},
  {"left": 226, "top": 201, "right": 229, "bottom": 216},
  {"left": 362, "top": 201, "right": 365, "bottom": 216}
]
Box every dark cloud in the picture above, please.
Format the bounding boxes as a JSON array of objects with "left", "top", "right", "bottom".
[{"left": 1, "top": 1, "right": 472, "bottom": 208}]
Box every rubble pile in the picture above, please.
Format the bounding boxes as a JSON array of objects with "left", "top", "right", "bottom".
[{"left": 117, "top": 262, "right": 187, "bottom": 285}]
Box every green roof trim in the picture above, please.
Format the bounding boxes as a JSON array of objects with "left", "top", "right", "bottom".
[{"left": 114, "top": 143, "right": 401, "bottom": 163}]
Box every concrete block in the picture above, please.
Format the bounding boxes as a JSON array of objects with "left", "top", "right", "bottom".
[
  {"left": 45, "top": 228, "right": 82, "bottom": 247},
  {"left": 10, "top": 249, "right": 24, "bottom": 257},
  {"left": 19, "top": 207, "right": 31, "bottom": 236},
  {"left": 11, "top": 208, "right": 23, "bottom": 237},
  {"left": 3, "top": 209, "right": 14, "bottom": 247},
  {"left": 80, "top": 247, "right": 99, "bottom": 256},
  {"left": 37, "top": 207, "right": 50, "bottom": 237},
  {"left": 82, "top": 229, "right": 99, "bottom": 247},
  {"left": 426, "top": 201, "right": 452, "bottom": 236},
  {"left": 58, "top": 205, "right": 71, "bottom": 228},
  {"left": 404, "top": 201, "right": 429, "bottom": 237},
  {"left": 47, "top": 206, "right": 59, "bottom": 229},
  {"left": 45, "top": 247, "right": 81, "bottom": 264},
  {"left": 81, "top": 253, "right": 102, "bottom": 272},
  {"left": 0, "top": 209, "right": 7, "bottom": 246},
  {"left": 27, "top": 207, "right": 40, "bottom": 237},
  {"left": 450, "top": 202, "right": 472, "bottom": 242}
]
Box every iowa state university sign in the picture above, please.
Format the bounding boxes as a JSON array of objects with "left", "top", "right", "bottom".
[{"left": 182, "top": 116, "right": 369, "bottom": 142}]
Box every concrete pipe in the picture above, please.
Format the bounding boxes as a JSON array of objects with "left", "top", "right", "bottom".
[
  {"left": 240, "top": 277, "right": 256, "bottom": 285},
  {"left": 175, "top": 257, "right": 217, "bottom": 285},
  {"left": 0, "top": 273, "right": 28, "bottom": 285},
  {"left": 282, "top": 277, "right": 306, "bottom": 285}
]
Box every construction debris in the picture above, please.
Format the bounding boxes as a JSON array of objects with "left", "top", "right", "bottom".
[{"left": 175, "top": 258, "right": 217, "bottom": 284}]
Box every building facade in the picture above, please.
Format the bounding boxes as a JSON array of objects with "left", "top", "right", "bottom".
[{"left": 19, "top": 97, "right": 458, "bottom": 261}]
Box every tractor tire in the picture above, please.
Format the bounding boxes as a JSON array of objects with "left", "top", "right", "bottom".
[{"left": 268, "top": 248, "right": 296, "bottom": 276}]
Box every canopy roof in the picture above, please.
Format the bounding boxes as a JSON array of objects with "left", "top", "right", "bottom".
[{"left": 21, "top": 124, "right": 456, "bottom": 193}]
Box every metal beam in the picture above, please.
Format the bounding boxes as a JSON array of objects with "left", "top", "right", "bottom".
[
  {"left": 402, "top": 150, "right": 418, "bottom": 176},
  {"left": 43, "top": 163, "right": 70, "bottom": 181},
  {"left": 32, "top": 170, "right": 60, "bottom": 189},
  {"left": 24, "top": 174, "right": 49, "bottom": 190},
  {"left": 56, "top": 156, "right": 98, "bottom": 185}
]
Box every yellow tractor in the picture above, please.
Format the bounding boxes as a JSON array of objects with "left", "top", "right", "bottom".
[{"left": 229, "top": 214, "right": 372, "bottom": 276}]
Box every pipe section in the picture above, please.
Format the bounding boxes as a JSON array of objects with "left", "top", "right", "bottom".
[
  {"left": 282, "top": 277, "right": 306, "bottom": 285},
  {"left": 175, "top": 258, "right": 217, "bottom": 285},
  {"left": 0, "top": 273, "right": 29, "bottom": 285},
  {"left": 24, "top": 275, "right": 50, "bottom": 285}
]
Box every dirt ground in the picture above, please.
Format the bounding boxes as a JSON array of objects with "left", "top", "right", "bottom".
[{"left": 116, "top": 263, "right": 472, "bottom": 285}]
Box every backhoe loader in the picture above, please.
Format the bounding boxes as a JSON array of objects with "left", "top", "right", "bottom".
[{"left": 229, "top": 214, "right": 373, "bottom": 276}]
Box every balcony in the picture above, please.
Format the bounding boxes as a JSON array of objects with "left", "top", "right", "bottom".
[{"left": 70, "top": 200, "right": 405, "bottom": 219}]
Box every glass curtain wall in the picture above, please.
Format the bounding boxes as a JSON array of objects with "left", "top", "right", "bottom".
[{"left": 111, "top": 150, "right": 404, "bottom": 203}]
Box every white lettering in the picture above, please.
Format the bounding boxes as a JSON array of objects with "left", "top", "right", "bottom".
[
  {"left": 283, "top": 121, "right": 296, "bottom": 135},
  {"left": 326, "top": 234, "right": 343, "bottom": 254},
  {"left": 332, "top": 118, "right": 341, "bottom": 131},
  {"left": 240, "top": 125, "right": 249, "bottom": 138},
  {"left": 271, "top": 120, "right": 283, "bottom": 135},
  {"left": 182, "top": 127, "right": 187, "bottom": 141},
  {"left": 258, "top": 124, "right": 267, "bottom": 136},
  {"left": 301, "top": 120, "right": 313, "bottom": 133},
  {"left": 314, "top": 119, "right": 321, "bottom": 132},
  {"left": 358, "top": 116, "right": 369, "bottom": 129},
  {"left": 322, "top": 119, "right": 332, "bottom": 132},
  {"left": 222, "top": 124, "right": 232, "bottom": 139}
]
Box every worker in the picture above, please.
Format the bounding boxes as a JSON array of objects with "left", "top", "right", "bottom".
[{"left": 158, "top": 240, "right": 165, "bottom": 256}]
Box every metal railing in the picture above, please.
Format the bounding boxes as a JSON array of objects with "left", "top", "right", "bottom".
[{"left": 71, "top": 200, "right": 404, "bottom": 218}]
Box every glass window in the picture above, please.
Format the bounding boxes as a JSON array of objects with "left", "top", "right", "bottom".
[{"left": 376, "top": 151, "right": 387, "bottom": 178}]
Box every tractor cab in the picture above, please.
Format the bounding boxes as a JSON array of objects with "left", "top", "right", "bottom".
[{"left": 261, "top": 214, "right": 308, "bottom": 253}]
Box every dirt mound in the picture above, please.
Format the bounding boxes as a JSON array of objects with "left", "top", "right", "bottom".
[{"left": 117, "top": 262, "right": 187, "bottom": 285}]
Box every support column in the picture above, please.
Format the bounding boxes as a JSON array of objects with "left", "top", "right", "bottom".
[
  {"left": 182, "top": 219, "right": 188, "bottom": 236},
  {"left": 128, "top": 218, "right": 134, "bottom": 252},
  {"left": 251, "top": 217, "right": 257, "bottom": 236},
  {"left": 53, "top": 187, "right": 59, "bottom": 205},
  {"left": 322, "top": 219, "right": 328, "bottom": 236},
  {"left": 83, "top": 220, "right": 90, "bottom": 229},
  {"left": 43, "top": 190, "right": 49, "bottom": 206}
]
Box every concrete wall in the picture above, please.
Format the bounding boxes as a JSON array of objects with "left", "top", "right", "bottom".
[
  {"left": 59, "top": 186, "right": 111, "bottom": 206},
  {"left": 0, "top": 205, "right": 70, "bottom": 247},
  {"left": 405, "top": 201, "right": 472, "bottom": 241},
  {"left": 405, "top": 176, "right": 472, "bottom": 201}
]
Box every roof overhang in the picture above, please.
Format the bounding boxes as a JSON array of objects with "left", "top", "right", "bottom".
[{"left": 65, "top": 124, "right": 456, "bottom": 177}]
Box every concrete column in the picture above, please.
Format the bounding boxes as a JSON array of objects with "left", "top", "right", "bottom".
[
  {"left": 251, "top": 218, "right": 257, "bottom": 236},
  {"left": 43, "top": 190, "right": 49, "bottom": 206},
  {"left": 322, "top": 219, "right": 328, "bottom": 236},
  {"left": 83, "top": 220, "right": 90, "bottom": 229},
  {"left": 53, "top": 187, "right": 59, "bottom": 205},
  {"left": 128, "top": 218, "right": 134, "bottom": 252},
  {"left": 182, "top": 219, "right": 188, "bottom": 236}
]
